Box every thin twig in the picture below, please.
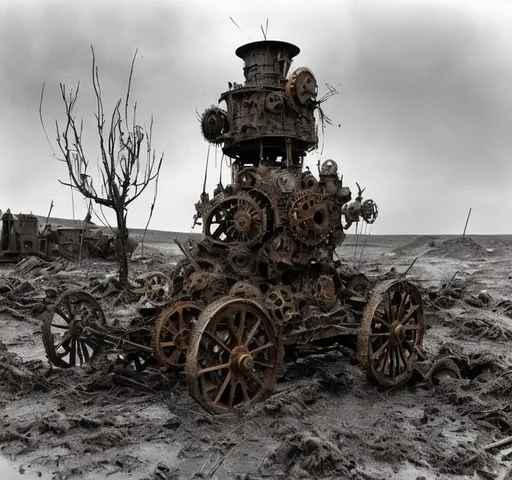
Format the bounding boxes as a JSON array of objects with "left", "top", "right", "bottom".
[
  {"left": 482, "top": 435, "right": 512, "bottom": 451},
  {"left": 402, "top": 256, "right": 419, "bottom": 278}
]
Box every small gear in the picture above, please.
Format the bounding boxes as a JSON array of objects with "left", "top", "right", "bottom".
[
  {"left": 320, "top": 159, "right": 338, "bottom": 176},
  {"left": 301, "top": 170, "right": 318, "bottom": 190},
  {"left": 285, "top": 67, "right": 318, "bottom": 108},
  {"left": 361, "top": 199, "right": 379, "bottom": 224},
  {"left": 264, "top": 286, "right": 297, "bottom": 326},
  {"left": 200, "top": 107, "right": 230, "bottom": 143},
  {"left": 227, "top": 246, "right": 256, "bottom": 274},
  {"left": 288, "top": 192, "right": 330, "bottom": 246}
]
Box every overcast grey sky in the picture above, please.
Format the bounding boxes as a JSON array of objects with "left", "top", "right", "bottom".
[{"left": 1, "top": 0, "right": 511, "bottom": 234}]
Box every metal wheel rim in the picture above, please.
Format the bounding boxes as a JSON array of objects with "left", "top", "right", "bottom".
[
  {"left": 144, "top": 272, "right": 171, "bottom": 306},
  {"left": 357, "top": 280, "right": 425, "bottom": 388},
  {"left": 185, "top": 296, "right": 282, "bottom": 414},
  {"left": 153, "top": 302, "right": 203, "bottom": 367},
  {"left": 42, "top": 290, "right": 105, "bottom": 368}
]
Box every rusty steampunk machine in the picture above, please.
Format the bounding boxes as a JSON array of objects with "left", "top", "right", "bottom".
[{"left": 42, "top": 41, "right": 426, "bottom": 414}]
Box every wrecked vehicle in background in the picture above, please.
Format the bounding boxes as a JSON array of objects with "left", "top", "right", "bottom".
[
  {"left": 0, "top": 209, "right": 136, "bottom": 263},
  {"left": 0, "top": 210, "right": 52, "bottom": 263}
]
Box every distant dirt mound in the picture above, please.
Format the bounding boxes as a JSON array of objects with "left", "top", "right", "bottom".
[
  {"left": 392, "top": 236, "right": 487, "bottom": 259},
  {"left": 425, "top": 237, "right": 487, "bottom": 260},
  {"left": 391, "top": 236, "right": 439, "bottom": 257}
]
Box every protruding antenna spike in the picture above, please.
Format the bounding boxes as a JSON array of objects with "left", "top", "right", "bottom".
[{"left": 202, "top": 144, "right": 210, "bottom": 194}]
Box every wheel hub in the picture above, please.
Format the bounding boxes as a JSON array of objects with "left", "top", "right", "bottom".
[
  {"left": 391, "top": 323, "right": 405, "bottom": 345},
  {"left": 230, "top": 346, "right": 254, "bottom": 374},
  {"left": 69, "top": 319, "right": 83, "bottom": 339},
  {"left": 234, "top": 211, "right": 252, "bottom": 233}
]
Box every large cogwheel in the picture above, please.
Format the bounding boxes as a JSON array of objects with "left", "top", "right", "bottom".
[
  {"left": 203, "top": 192, "right": 267, "bottom": 246},
  {"left": 288, "top": 192, "right": 330, "bottom": 246}
]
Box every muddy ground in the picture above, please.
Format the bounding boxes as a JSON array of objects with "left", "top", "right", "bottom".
[{"left": 1, "top": 235, "right": 512, "bottom": 480}]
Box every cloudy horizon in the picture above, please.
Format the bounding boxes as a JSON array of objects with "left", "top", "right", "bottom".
[{"left": 1, "top": 0, "right": 511, "bottom": 235}]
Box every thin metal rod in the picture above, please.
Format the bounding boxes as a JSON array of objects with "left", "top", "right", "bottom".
[{"left": 462, "top": 207, "right": 472, "bottom": 239}]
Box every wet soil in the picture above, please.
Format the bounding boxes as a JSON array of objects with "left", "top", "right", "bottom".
[{"left": 1, "top": 237, "right": 512, "bottom": 479}]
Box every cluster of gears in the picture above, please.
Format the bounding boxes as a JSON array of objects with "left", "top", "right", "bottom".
[{"left": 173, "top": 157, "right": 378, "bottom": 336}]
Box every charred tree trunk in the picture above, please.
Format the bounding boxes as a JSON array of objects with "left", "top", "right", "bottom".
[{"left": 114, "top": 206, "right": 130, "bottom": 288}]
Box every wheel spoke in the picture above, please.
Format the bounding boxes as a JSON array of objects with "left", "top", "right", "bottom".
[
  {"left": 51, "top": 323, "right": 69, "bottom": 330},
  {"left": 370, "top": 339, "right": 390, "bottom": 360},
  {"left": 80, "top": 341, "right": 90, "bottom": 363},
  {"left": 398, "top": 344, "right": 408, "bottom": 368},
  {"left": 253, "top": 360, "right": 275, "bottom": 369},
  {"left": 373, "top": 313, "right": 390, "bottom": 328},
  {"left": 244, "top": 320, "right": 261, "bottom": 346},
  {"left": 402, "top": 339, "right": 414, "bottom": 353},
  {"left": 393, "top": 346, "right": 400, "bottom": 375},
  {"left": 134, "top": 355, "right": 142, "bottom": 371},
  {"left": 379, "top": 345, "right": 391, "bottom": 375},
  {"left": 55, "top": 333, "right": 72, "bottom": 350},
  {"left": 54, "top": 308, "right": 71, "bottom": 324},
  {"left": 163, "top": 325, "right": 178, "bottom": 335},
  {"left": 198, "top": 362, "right": 230, "bottom": 376},
  {"left": 397, "top": 292, "right": 409, "bottom": 321},
  {"left": 402, "top": 305, "right": 419, "bottom": 326},
  {"left": 212, "top": 225, "right": 223, "bottom": 238},
  {"left": 228, "top": 377, "right": 238, "bottom": 407},
  {"left": 404, "top": 324, "right": 422, "bottom": 331},
  {"left": 250, "top": 341, "right": 273, "bottom": 356},
  {"left": 204, "top": 330, "right": 232, "bottom": 354},
  {"left": 237, "top": 310, "right": 246, "bottom": 346},
  {"left": 247, "top": 371, "right": 265, "bottom": 388},
  {"left": 69, "top": 339, "right": 77, "bottom": 366},
  {"left": 213, "top": 372, "right": 232, "bottom": 405},
  {"left": 240, "top": 380, "right": 251, "bottom": 402},
  {"left": 76, "top": 340, "right": 84, "bottom": 365},
  {"left": 83, "top": 338, "right": 101, "bottom": 352},
  {"left": 167, "top": 348, "right": 180, "bottom": 363}
]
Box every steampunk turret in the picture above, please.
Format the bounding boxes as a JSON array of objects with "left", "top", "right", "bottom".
[
  {"left": 195, "top": 40, "right": 377, "bottom": 255},
  {"left": 201, "top": 40, "right": 318, "bottom": 165}
]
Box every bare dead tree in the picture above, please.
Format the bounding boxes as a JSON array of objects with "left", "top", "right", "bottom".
[{"left": 52, "top": 46, "right": 164, "bottom": 287}]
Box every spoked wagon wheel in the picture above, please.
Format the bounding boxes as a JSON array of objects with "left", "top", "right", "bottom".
[
  {"left": 153, "top": 302, "right": 204, "bottom": 367},
  {"left": 138, "top": 272, "right": 171, "bottom": 307},
  {"left": 186, "top": 296, "right": 283, "bottom": 414},
  {"left": 357, "top": 279, "right": 425, "bottom": 388},
  {"left": 42, "top": 290, "right": 105, "bottom": 368}
]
